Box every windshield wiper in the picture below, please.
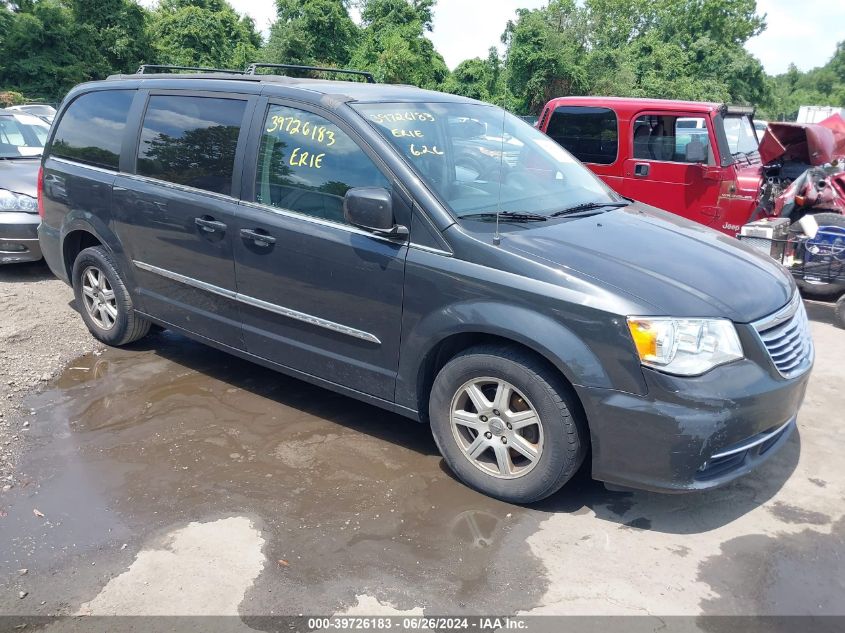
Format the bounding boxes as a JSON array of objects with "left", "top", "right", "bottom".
[
  {"left": 460, "top": 211, "right": 548, "bottom": 222},
  {"left": 549, "top": 201, "right": 629, "bottom": 218}
]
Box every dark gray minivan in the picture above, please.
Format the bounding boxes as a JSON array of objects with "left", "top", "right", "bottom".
[{"left": 38, "top": 67, "right": 813, "bottom": 503}]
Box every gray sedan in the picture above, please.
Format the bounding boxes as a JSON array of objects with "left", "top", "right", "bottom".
[{"left": 0, "top": 109, "right": 48, "bottom": 263}]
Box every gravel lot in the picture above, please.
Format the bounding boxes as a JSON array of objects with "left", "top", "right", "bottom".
[
  {"left": 0, "top": 261, "right": 101, "bottom": 484},
  {"left": 1, "top": 259, "right": 844, "bottom": 622}
]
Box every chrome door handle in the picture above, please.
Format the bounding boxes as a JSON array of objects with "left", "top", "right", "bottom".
[
  {"left": 240, "top": 228, "right": 276, "bottom": 246},
  {"left": 195, "top": 217, "right": 227, "bottom": 233}
]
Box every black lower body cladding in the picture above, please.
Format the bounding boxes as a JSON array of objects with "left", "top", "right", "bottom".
[{"left": 578, "top": 358, "right": 811, "bottom": 493}]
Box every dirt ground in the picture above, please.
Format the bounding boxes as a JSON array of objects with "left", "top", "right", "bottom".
[
  {"left": 0, "top": 262, "right": 102, "bottom": 486},
  {"left": 1, "top": 260, "right": 844, "bottom": 624}
]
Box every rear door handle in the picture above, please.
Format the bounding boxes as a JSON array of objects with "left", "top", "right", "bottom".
[
  {"left": 634, "top": 163, "right": 650, "bottom": 177},
  {"left": 240, "top": 228, "right": 276, "bottom": 247},
  {"left": 195, "top": 217, "right": 227, "bottom": 233}
]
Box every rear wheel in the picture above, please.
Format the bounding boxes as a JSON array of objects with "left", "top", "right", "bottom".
[
  {"left": 72, "top": 246, "right": 150, "bottom": 346},
  {"left": 795, "top": 212, "right": 845, "bottom": 299},
  {"left": 429, "top": 345, "right": 586, "bottom": 503}
]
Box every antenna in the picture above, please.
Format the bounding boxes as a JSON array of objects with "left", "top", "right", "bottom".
[{"left": 493, "top": 108, "right": 507, "bottom": 246}]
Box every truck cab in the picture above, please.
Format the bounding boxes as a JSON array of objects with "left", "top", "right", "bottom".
[{"left": 537, "top": 97, "right": 763, "bottom": 235}]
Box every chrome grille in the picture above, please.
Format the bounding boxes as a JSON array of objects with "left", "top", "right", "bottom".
[{"left": 753, "top": 293, "right": 814, "bottom": 379}]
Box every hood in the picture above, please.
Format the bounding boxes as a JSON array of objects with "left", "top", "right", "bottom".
[
  {"left": 493, "top": 204, "right": 794, "bottom": 322},
  {"left": 758, "top": 114, "right": 845, "bottom": 165},
  {"left": 0, "top": 158, "right": 40, "bottom": 198}
]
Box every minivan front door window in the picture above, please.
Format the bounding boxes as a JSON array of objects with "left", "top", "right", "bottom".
[
  {"left": 255, "top": 104, "right": 390, "bottom": 224},
  {"left": 354, "top": 103, "right": 621, "bottom": 222}
]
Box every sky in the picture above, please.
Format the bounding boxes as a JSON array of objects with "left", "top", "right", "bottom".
[{"left": 217, "top": 0, "right": 843, "bottom": 75}]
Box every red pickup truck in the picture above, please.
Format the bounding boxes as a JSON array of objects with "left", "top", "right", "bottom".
[{"left": 537, "top": 96, "right": 845, "bottom": 236}]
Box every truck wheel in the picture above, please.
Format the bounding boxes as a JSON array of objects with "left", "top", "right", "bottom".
[
  {"left": 72, "top": 246, "right": 151, "bottom": 346},
  {"left": 429, "top": 345, "right": 587, "bottom": 504},
  {"left": 796, "top": 212, "right": 845, "bottom": 299},
  {"left": 835, "top": 296, "right": 845, "bottom": 330}
]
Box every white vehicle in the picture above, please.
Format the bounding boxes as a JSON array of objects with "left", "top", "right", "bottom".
[{"left": 796, "top": 106, "right": 845, "bottom": 124}]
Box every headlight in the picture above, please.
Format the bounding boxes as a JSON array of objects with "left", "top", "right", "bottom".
[
  {"left": 627, "top": 317, "right": 744, "bottom": 376},
  {"left": 0, "top": 189, "right": 38, "bottom": 213}
]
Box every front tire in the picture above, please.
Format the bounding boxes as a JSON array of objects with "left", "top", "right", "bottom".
[
  {"left": 72, "top": 246, "right": 150, "bottom": 346},
  {"left": 429, "top": 345, "right": 587, "bottom": 503}
]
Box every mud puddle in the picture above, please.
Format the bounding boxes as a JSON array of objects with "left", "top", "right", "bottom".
[{"left": 0, "top": 331, "right": 575, "bottom": 615}]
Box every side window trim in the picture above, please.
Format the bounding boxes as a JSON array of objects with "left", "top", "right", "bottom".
[
  {"left": 120, "top": 89, "right": 149, "bottom": 173},
  {"left": 129, "top": 90, "right": 257, "bottom": 196}
]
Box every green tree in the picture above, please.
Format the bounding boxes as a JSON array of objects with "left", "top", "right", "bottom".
[
  {"left": 149, "top": 0, "right": 261, "bottom": 70},
  {"left": 763, "top": 42, "right": 845, "bottom": 121},
  {"left": 262, "top": 0, "right": 359, "bottom": 68},
  {"left": 500, "top": 0, "right": 771, "bottom": 114},
  {"left": 350, "top": 0, "right": 447, "bottom": 88},
  {"left": 68, "top": 0, "right": 151, "bottom": 74},
  {"left": 502, "top": 0, "right": 589, "bottom": 113},
  {"left": 0, "top": 0, "right": 106, "bottom": 100}
]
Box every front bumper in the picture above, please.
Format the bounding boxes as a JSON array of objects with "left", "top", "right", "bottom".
[
  {"left": 577, "top": 355, "right": 810, "bottom": 493},
  {"left": 0, "top": 212, "right": 42, "bottom": 264}
]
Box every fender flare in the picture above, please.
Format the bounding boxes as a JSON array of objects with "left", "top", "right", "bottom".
[{"left": 396, "top": 300, "right": 617, "bottom": 412}]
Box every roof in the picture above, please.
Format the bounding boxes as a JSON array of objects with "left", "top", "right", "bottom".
[
  {"left": 102, "top": 72, "right": 478, "bottom": 105},
  {"left": 546, "top": 96, "right": 724, "bottom": 115}
]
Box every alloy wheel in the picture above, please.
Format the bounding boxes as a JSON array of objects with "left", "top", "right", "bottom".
[
  {"left": 449, "top": 377, "right": 544, "bottom": 479},
  {"left": 81, "top": 266, "right": 118, "bottom": 330}
]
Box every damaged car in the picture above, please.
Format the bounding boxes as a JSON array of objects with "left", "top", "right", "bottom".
[{"left": 537, "top": 98, "right": 845, "bottom": 240}]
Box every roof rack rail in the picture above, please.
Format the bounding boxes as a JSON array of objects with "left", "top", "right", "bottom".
[
  {"left": 245, "top": 63, "right": 375, "bottom": 84},
  {"left": 136, "top": 64, "right": 245, "bottom": 75}
]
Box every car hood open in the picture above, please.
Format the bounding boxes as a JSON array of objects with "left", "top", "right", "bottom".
[
  {"left": 492, "top": 204, "right": 794, "bottom": 323},
  {"left": 758, "top": 114, "right": 845, "bottom": 166}
]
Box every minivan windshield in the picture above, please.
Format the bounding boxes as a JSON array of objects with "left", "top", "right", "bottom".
[
  {"left": 723, "top": 115, "right": 759, "bottom": 156},
  {"left": 354, "top": 102, "right": 622, "bottom": 220},
  {"left": 0, "top": 113, "right": 48, "bottom": 158}
]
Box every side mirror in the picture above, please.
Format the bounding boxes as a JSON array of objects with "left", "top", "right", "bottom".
[{"left": 343, "top": 187, "right": 408, "bottom": 239}]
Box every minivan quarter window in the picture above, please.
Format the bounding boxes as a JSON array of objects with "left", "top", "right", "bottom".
[
  {"left": 255, "top": 104, "right": 390, "bottom": 224},
  {"left": 136, "top": 95, "right": 247, "bottom": 196},
  {"left": 50, "top": 90, "right": 134, "bottom": 170}
]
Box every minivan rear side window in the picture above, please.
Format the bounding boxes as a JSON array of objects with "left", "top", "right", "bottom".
[
  {"left": 137, "top": 95, "right": 247, "bottom": 196},
  {"left": 50, "top": 90, "right": 134, "bottom": 170},
  {"left": 546, "top": 106, "right": 618, "bottom": 165}
]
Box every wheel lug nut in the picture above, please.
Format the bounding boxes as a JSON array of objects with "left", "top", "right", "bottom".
[
  {"left": 484, "top": 432, "right": 492, "bottom": 439},
  {"left": 501, "top": 436, "right": 507, "bottom": 444},
  {"left": 506, "top": 423, "right": 512, "bottom": 430},
  {"left": 480, "top": 415, "right": 488, "bottom": 422},
  {"left": 493, "top": 409, "right": 500, "bottom": 416}
]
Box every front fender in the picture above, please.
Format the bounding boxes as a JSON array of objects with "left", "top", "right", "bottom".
[{"left": 395, "top": 300, "right": 643, "bottom": 413}]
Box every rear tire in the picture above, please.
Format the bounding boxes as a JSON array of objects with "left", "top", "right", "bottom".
[
  {"left": 429, "top": 344, "right": 587, "bottom": 503},
  {"left": 72, "top": 246, "right": 150, "bottom": 346},
  {"left": 796, "top": 212, "right": 845, "bottom": 299}
]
